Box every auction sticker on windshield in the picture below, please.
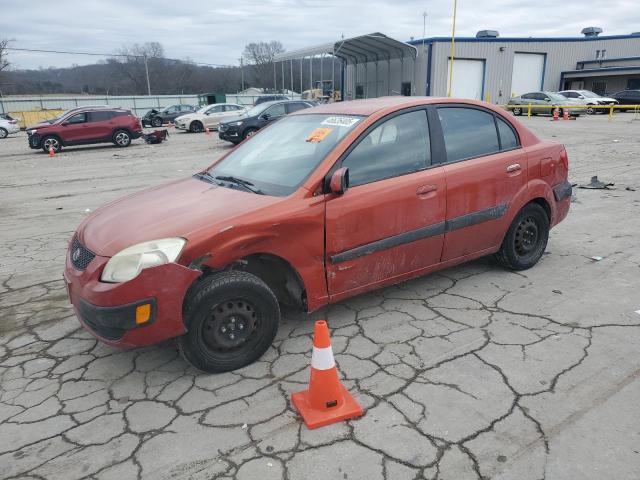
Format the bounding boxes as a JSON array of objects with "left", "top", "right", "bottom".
[
  {"left": 306, "top": 127, "right": 333, "bottom": 143},
  {"left": 321, "top": 116, "right": 360, "bottom": 127}
]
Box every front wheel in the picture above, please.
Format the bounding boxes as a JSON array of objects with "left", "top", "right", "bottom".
[
  {"left": 112, "top": 130, "right": 131, "bottom": 147},
  {"left": 152, "top": 117, "right": 163, "bottom": 127},
  {"left": 495, "top": 203, "right": 549, "bottom": 271},
  {"left": 586, "top": 105, "right": 595, "bottom": 115},
  {"left": 41, "top": 136, "right": 62, "bottom": 153},
  {"left": 190, "top": 121, "right": 204, "bottom": 133},
  {"left": 178, "top": 271, "right": 280, "bottom": 373},
  {"left": 512, "top": 107, "right": 523, "bottom": 116},
  {"left": 243, "top": 128, "right": 258, "bottom": 140},
  {"left": 0, "top": 128, "right": 7, "bottom": 139}
]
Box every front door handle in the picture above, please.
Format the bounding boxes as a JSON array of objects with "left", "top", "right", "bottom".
[
  {"left": 416, "top": 184, "right": 438, "bottom": 197},
  {"left": 506, "top": 163, "right": 521, "bottom": 173}
]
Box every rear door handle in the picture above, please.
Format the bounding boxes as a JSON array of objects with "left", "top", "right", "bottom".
[
  {"left": 506, "top": 163, "right": 521, "bottom": 173},
  {"left": 416, "top": 184, "right": 438, "bottom": 197}
]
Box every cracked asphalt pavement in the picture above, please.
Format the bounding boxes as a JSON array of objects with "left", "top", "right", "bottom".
[{"left": 1, "top": 115, "right": 639, "bottom": 479}]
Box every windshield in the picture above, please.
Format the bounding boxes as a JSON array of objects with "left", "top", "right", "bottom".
[
  {"left": 207, "top": 114, "right": 362, "bottom": 196},
  {"left": 548, "top": 92, "right": 568, "bottom": 101},
  {"left": 579, "top": 90, "right": 600, "bottom": 98},
  {"left": 244, "top": 103, "right": 273, "bottom": 117}
]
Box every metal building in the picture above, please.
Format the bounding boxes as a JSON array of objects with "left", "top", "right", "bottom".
[{"left": 275, "top": 29, "right": 640, "bottom": 103}]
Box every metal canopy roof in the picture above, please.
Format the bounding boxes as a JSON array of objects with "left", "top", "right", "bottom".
[
  {"left": 334, "top": 33, "right": 417, "bottom": 64},
  {"left": 273, "top": 33, "right": 417, "bottom": 64}
]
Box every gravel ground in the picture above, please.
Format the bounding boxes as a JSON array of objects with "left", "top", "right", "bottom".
[{"left": 0, "top": 114, "right": 639, "bottom": 480}]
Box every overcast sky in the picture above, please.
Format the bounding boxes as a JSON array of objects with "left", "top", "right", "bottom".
[{"left": 1, "top": 0, "right": 638, "bottom": 70}]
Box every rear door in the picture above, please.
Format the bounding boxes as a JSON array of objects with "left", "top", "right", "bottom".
[
  {"left": 86, "top": 111, "right": 114, "bottom": 140},
  {"left": 434, "top": 105, "right": 525, "bottom": 261},
  {"left": 325, "top": 109, "right": 446, "bottom": 297}
]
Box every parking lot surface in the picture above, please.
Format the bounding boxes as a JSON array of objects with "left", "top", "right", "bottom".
[{"left": 1, "top": 116, "right": 639, "bottom": 480}]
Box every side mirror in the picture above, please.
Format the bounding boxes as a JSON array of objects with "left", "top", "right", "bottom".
[
  {"left": 544, "top": 97, "right": 551, "bottom": 102},
  {"left": 578, "top": 95, "right": 585, "bottom": 99},
  {"left": 261, "top": 113, "right": 271, "bottom": 120},
  {"left": 329, "top": 167, "right": 349, "bottom": 195}
]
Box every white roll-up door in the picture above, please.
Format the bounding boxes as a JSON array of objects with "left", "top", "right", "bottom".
[
  {"left": 511, "top": 53, "right": 545, "bottom": 96},
  {"left": 447, "top": 59, "right": 484, "bottom": 99}
]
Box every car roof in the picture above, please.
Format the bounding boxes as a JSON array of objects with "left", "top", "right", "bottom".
[{"left": 293, "top": 96, "right": 494, "bottom": 116}]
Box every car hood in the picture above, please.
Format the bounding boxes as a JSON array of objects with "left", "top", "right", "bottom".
[
  {"left": 78, "top": 176, "right": 282, "bottom": 257},
  {"left": 596, "top": 97, "right": 617, "bottom": 102},
  {"left": 175, "top": 113, "right": 196, "bottom": 122},
  {"left": 220, "top": 114, "right": 247, "bottom": 125},
  {"left": 27, "top": 121, "right": 56, "bottom": 130}
]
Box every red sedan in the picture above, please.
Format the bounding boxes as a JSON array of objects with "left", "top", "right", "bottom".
[{"left": 64, "top": 97, "right": 571, "bottom": 373}]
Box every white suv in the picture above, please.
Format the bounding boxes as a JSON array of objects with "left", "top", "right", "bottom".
[
  {"left": 0, "top": 114, "right": 20, "bottom": 139},
  {"left": 175, "top": 103, "right": 247, "bottom": 133}
]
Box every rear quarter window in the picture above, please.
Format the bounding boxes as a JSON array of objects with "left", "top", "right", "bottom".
[{"left": 496, "top": 117, "right": 519, "bottom": 150}]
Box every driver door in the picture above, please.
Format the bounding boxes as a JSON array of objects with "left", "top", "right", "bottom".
[
  {"left": 60, "top": 112, "right": 89, "bottom": 143},
  {"left": 325, "top": 109, "right": 446, "bottom": 299},
  {"left": 203, "top": 105, "right": 225, "bottom": 129},
  {"left": 259, "top": 103, "right": 286, "bottom": 127}
]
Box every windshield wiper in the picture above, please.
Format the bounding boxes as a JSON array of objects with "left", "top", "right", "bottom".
[
  {"left": 193, "top": 171, "right": 217, "bottom": 184},
  {"left": 214, "top": 175, "right": 264, "bottom": 195}
]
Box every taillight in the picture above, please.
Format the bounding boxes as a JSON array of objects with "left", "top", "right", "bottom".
[{"left": 560, "top": 147, "right": 569, "bottom": 170}]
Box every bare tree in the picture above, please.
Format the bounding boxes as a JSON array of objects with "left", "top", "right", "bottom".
[
  {"left": 109, "top": 42, "right": 165, "bottom": 94},
  {"left": 242, "top": 41, "right": 285, "bottom": 90},
  {"left": 0, "top": 39, "right": 10, "bottom": 80}
]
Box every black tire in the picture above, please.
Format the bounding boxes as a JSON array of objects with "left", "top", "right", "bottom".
[
  {"left": 0, "top": 128, "right": 7, "bottom": 139},
  {"left": 41, "top": 135, "right": 62, "bottom": 153},
  {"left": 512, "top": 107, "right": 522, "bottom": 116},
  {"left": 112, "top": 130, "right": 131, "bottom": 147},
  {"left": 190, "top": 121, "right": 204, "bottom": 133},
  {"left": 242, "top": 128, "right": 258, "bottom": 140},
  {"left": 152, "top": 117, "right": 163, "bottom": 127},
  {"left": 495, "top": 203, "right": 549, "bottom": 271},
  {"left": 178, "top": 271, "right": 280, "bottom": 373},
  {"left": 586, "top": 105, "right": 595, "bottom": 115}
]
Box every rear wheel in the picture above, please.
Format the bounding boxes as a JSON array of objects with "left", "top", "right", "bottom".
[
  {"left": 178, "top": 271, "right": 280, "bottom": 373},
  {"left": 41, "top": 136, "right": 62, "bottom": 153},
  {"left": 190, "top": 121, "right": 204, "bottom": 133},
  {"left": 512, "top": 107, "right": 523, "bottom": 116},
  {"left": 152, "top": 117, "right": 163, "bottom": 127},
  {"left": 112, "top": 130, "right": 131, "bottom": 147},
  {"left": 495, "top": 203, "right": 549, "bottom": 270},
  {"left": 0, "top": 128, "right": 7, "bottom": 139}
]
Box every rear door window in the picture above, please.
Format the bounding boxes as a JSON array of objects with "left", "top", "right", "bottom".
[
  {"left": 89, "top": 111, "right": 113, "bottom": 122},
  {"left": 265, "top": 104, "right": 286, "bottom": 118},
  {"left": 437, "top": 107, "right": 500, "bottom": 162},
  {"left": 342, "top": 109, "right": 430, "bottom": 186}
]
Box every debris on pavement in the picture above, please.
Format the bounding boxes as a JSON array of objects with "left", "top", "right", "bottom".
[
  {"left": 578, "top": 176, "right": 614, "bottom": 189},
  {"left": 626, "top": 186, "right": 636, "bottom": 192},
  {"left": 590, "top": 256, "right": 604, "bottom": 261}
]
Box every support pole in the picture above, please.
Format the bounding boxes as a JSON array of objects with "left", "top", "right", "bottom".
[
  {"left": 447, "top": 0, "right": 458, "bottom": 97},
  {"left": 273, "top": 62, "right": 277, "bottom": 92},
  {"left": 300, "top": 58, "right": 303, "bottom": 93}
]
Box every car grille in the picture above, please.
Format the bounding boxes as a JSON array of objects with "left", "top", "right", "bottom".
[{"left": 70, "top": 237, "right": 96, "bottom": 271}]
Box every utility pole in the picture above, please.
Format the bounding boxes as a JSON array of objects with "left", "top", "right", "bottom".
[
  {"left": 239, "top": 57, "right": 245, "bottom": 92},
  {"left": 143, "top": 54, "right": 151, "bottom": 95},
  {"left": 422, "top": 11, "right": 427, "bottom": 48}
]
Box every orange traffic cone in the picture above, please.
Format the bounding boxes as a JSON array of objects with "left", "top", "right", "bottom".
[
  {"left": 292, "top": 320, "right": 363, "bottom": 429},
  {"left": 562, "top": 108, "right": 569, "bottom": 120},
  {"left": 48, "top": 145, "right": 55, "bottom": 157},
  {"left": 205, "top": 127, "right": 211, "bottom": 136},
  {"left": 552, "top": 108, "right": 559, "bottom": 121}
]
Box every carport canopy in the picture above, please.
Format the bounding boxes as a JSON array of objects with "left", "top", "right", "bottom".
[{"left": 273, "top": 32, "right": 417, "bottom": 63}]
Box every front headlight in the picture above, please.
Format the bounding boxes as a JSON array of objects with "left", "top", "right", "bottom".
[
  {"left": 101, "top": 238, "right": 186, "bottom": 283},
  {"left": 28, "top": 129, "right": 37, "bottom": 134},
  {"left": 228, "top": 121, "right": 243, "bottom": 126}
]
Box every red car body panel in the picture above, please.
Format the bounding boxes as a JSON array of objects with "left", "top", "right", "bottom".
[{"left": 65, "top": 97, "right": 570, "bottom": 348}]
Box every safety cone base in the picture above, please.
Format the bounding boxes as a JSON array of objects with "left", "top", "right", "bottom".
[{"left": 292, "top": 385, "right": 363, "bottom": 429}]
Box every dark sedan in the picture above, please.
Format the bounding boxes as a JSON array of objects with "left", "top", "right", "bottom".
[
  {"left": 610, "top": 90, "right": 640, "bottom": 111},
  {"left": 142, "top": 104, "right": 197, "bottom": 127},
  {"left": 218, "top": 100, "right": 314, "bottom": 144}
]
